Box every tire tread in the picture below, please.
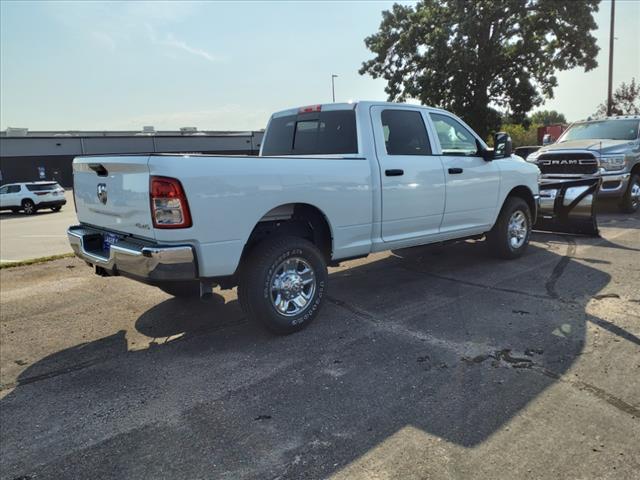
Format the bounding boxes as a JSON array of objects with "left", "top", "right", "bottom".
[{"left": 238, "top": 235, "right": 327, "bottom": 334}]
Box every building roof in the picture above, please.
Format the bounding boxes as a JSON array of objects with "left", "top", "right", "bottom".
[{"left": 1, "top": 129, "right": 264, "bottom": 138}]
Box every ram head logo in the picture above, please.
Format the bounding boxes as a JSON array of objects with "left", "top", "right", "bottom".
[{"left": 97, "top": 183, "right": 108, "bottom": 205}]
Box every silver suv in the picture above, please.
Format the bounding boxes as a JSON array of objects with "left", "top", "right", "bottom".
[{"left": 527, "top": 116, "right": 640, "bottom": 213}]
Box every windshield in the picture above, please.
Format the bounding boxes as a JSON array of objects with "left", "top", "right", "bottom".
[{"left": 560, "top": 119, "right": 639, "bottom": 142}]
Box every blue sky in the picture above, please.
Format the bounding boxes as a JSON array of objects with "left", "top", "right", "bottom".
[{"left": 1, "top": 1, "right": 638, "bottom": 131}]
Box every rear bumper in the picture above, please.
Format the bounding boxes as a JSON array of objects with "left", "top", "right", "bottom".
[
  {"left": 35, "top": 199, "right": 67, "bottom": 208},
  {"left": 67, "top": 225, "right": 197, "bottom": 281}
]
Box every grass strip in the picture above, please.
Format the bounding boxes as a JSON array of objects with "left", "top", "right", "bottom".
[{"left": 0, "top": 253, "right": 75, "bottom": 269}]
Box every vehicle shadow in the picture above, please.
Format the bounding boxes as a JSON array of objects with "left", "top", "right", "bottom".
[
  {"left": 1, "top": 237, "right": 638, "bottom": 479},
  {"left": 0, "top": 209, "right": 63, "bottom": 221}
]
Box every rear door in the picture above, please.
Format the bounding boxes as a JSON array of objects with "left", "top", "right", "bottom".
[
  {"left": 370, "top": 106, "right": 446, "bottom": 242},
  {"left": 73, "top": 156, "right": 155, "bottom": 239},
  {"left": 428, "top": 112, "right": 500, "bottom": 232}
]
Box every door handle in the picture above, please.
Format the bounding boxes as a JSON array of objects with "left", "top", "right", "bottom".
[
  {"left": 448, "top": 168, "right": 463, "bottom": 174},
  {"left": 385, "top": 169, "right": 404, "bottom": 176},
  {"left": 89, "top": 163, "right": 109, "bottom": 176}
]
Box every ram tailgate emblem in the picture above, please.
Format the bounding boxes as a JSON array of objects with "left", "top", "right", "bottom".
[{"left": 97, "top": 183, "right": 108, "bottom": 205}]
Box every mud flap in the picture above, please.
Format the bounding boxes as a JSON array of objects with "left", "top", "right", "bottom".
[{"left": 535, "top": 178, "right": 601, "bottom": 236}]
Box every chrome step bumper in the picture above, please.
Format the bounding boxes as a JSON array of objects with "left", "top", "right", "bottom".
[{"left": 67, "top": 225, "right": 197, "bottom": 281}]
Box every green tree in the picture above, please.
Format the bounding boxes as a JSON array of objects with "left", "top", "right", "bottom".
[
  {"left": 530, "top": 110, "right": 567, "bottom": 125},
  {"left": 360, "top": 0, "right": 600, "bottom": 138},
  {"left": 499, "top": 124, "right": 539, "bottom": 148},
  {"left": 595, "top": 78, "right": 640, "bottom": 116}
]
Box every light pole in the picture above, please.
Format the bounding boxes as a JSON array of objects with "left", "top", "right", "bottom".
[
  {"left": 331, "top": 74, "right": 338, "bottom": 102},
  {"left": 607, "top": 0, "right": 615, "bottom": 116}
]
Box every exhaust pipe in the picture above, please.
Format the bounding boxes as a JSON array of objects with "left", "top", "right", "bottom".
[
  {"left": 535, "top": 178, "right": 601, "bottom": 236},
  {"left": 199, "top": 280, "right": 215, "bottom": 300}
]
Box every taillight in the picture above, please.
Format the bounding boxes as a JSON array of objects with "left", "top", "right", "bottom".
[
  {"left": 35, "top": 191, "right": 48, "bottom": 196},
  {"left": 298, "top": 104, "right": 322, "bottom": 113},
  {"left": 150, "top": 176, "right": 192, "bottom": 229}
]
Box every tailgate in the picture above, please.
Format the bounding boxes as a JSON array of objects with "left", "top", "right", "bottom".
[{"left": 73, "top": 156, "right": 155, "bottom": 239}]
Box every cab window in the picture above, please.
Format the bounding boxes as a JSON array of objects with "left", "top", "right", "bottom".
[
  {"left": 430, "top": 113, "right": 478, "bottom": 156},
  {"left": 262, "top": 110, "right": 358, "bottom": 156},
  {"left": 381, "top": 110, "right": 431, "bottom": 156},
  {"left": 6, "top": 185, "right": 21, "bottom": 193}
]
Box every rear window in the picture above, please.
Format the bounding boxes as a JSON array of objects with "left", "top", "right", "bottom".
[
  {"left": 26, "top": 183, "right": 60, "bottom": 191},
  {"left": 262, "top": 110, "right": 358, "bottom": 156}
]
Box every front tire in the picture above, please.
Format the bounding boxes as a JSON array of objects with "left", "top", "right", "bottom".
[
  {"left": 487, "top": 197, "right": 532, "bottom": 259},
  {"left": 238, "top": 235, "right": 327, "bottom": 335},
  {"left": 619, "top": 174, "right": 640, "bottom": 214},
  {"left": 22, "top": 199, "right": 36, "bottom": 215}
]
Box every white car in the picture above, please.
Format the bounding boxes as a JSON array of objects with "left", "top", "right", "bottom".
[
  {"left": 0, "top": 181, "right": 67, "bottom": 215},
  {"left": 68, "top": 101, "right": 593, "bottom": 334}
]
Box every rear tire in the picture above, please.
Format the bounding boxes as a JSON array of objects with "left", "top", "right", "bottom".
[
  {"left": 238, "top": 235, "right": 327, "bottom": 335},
  {"left": 22, "top": 199, "right": 36, "bottom": 215},
  {"left": 619, "top": 174, "right": 639, "bottom": 213},
  {"left": 487, "top": 197, "right": 532, "bottom": 259},
  {"left": 158, "top": 281, "right": 200, "bottom": 298},
  {"left": 51, "top": 206, "right": 62, "bottom": 212}
]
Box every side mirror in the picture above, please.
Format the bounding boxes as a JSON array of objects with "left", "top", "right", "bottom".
[{"left": 493, "top": 132, "right": 512, "bottom": 159}]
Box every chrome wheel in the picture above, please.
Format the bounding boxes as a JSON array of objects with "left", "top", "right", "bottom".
[
  {"left": 23, "top": 201, "right": 35, "bottom": 215},
  {"left": 269, "top": 257, "right": 316, "bottom": 317},
  {"left": 507, "top": 210, "right": 528, "bottom": 250},
  {"left": 631, "top": 181, "right": 640, "bottom": 209}
]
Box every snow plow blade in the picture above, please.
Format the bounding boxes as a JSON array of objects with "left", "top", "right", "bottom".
[{"left": 535, "top": 178, "right": 601, "bottom": 236}]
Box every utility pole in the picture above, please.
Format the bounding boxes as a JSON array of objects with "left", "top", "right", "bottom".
[
  {"left": 331, "top": 74, "right": 338, "bottom": 102},
  {"left": 607, "top": 0, "right": 615, "bottom": 116}
]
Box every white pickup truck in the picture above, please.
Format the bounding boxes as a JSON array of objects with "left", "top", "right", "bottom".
[{"left": 69, "top": 101, "right": 545, "bottom": 334}]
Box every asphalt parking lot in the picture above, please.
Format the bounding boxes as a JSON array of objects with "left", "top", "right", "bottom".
[
  {"left": 0, "top": 191, "right": 76, "bottom": 263},
  {"left": 1, "top": 207, "right": 639, "bottom": 479}
]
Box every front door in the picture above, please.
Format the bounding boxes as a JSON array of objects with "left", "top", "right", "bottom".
[
  {"left": 0, "top": 186, "right": 8, "bottom": 208},
  {"left": 371, "top": 106, "right": 446, "bottom": 243},
  {"left": 428, "top": 112, "right": 501, "bottom": 233},
  {"left": 0, "top": 185, "right": 21, "bottom": 208}
]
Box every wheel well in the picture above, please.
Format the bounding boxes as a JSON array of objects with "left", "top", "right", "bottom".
[
  {"left": 242, "top": 203, "right": 333, "bottom": 262},
  {"left": 631, "top": 163, "right": 640, "bottom": 176},
  {"left": 506, "top": 186, "right": 536, "bottom": 218},
  {"left": 21, "top": 198, "right": 34, "bottom": 205}
]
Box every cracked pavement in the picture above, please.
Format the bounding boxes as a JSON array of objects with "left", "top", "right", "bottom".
[{"left": 1, "top": 205, "right": 639, "bottom": 479}]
